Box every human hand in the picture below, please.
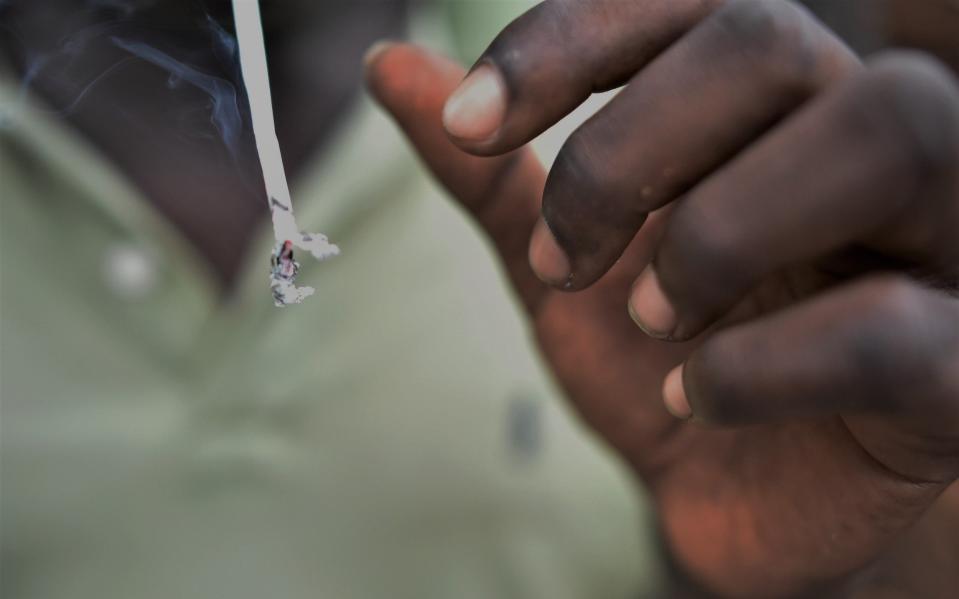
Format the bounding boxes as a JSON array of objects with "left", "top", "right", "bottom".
[{"left": 365, "top": 1, "right": 959, "bottom": 596}]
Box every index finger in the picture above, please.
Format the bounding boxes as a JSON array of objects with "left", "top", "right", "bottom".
[
  {"left": 441, "top": 0, "right": 722, "bottom": 155},
  {"left": 366, "top": 43, "right": 548, "bottom": 311}
]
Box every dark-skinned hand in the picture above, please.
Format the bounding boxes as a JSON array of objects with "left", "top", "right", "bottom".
[{"left": 365, "top": 1, "right": 959, "bottom": 596}]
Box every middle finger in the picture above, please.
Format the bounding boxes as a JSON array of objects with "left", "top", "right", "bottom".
[{"left": 532, "top": 0, "right": 859, "bottom": 289}]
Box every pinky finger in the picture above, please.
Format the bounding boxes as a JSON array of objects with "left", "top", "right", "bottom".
[{"left": 667, "top": 275, "right": 959, "bottom": 438}]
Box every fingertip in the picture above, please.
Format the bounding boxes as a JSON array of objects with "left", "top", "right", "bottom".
[
  {"left": 628, "top": 265, "right": 678, "bottom": 340},
  {"left": 363, "top": 40, "right": 396, "bottom": 71},
  {"left": 363, "top": 43, "right": 466, "bottom": 119},
  {"left": 529, "top": 218, "right": 572, "bottom": 288},
  {"left": 442, "top": 63, "right": 507, "bottom": 143},
  {"left": 363, "top": 40, "right": 400, "bottom": 103},
  {"left": 663, "top": 365, "right": 692, "bottom": 419}
]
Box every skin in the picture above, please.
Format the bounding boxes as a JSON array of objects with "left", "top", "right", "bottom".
[{"left": 365, "top": 0, "right": 959, "bottom": 596}]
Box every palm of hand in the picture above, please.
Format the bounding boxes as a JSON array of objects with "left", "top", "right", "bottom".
[{"left": 535, "top": 232, "right": 949, "bottom": 594}]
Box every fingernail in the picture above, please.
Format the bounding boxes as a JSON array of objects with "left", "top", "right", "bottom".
[
  {"left": 628, "top": 266, "right": 677, "bottom": 339},
  {"left": 663, "top": 365, "right": 692, "bottom": 419},
  {"left": 363, "top": 40, "right": 394, "bottom": 68},
  {"left": 442, "top": 63, "right": 506, "bottom": 142},
  {"left": 529, "top": 219, "right": 571, "bottom": 287}
]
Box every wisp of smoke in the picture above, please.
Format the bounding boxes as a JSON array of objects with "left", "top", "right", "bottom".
[{"left": 110, "top": 36, "right": 242, "bottom": 152}]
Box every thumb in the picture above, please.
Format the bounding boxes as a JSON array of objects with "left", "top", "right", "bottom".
[{"left": 365, "top": 42, "right": 547, "bottom": 311}]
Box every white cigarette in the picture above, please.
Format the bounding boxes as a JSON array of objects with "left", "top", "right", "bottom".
[{"left": 232, "top": 0, "right": 339, "bottom": 307}]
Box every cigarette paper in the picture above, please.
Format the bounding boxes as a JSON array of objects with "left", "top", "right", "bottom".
[{"left": 232, "top": 0, "right": 339, "bottom": 306}]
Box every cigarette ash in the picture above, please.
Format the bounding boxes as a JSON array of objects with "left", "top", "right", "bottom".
[
  {"left": 266, "top": 195, "right": 338, "bottom": 307},
  {"left": 269, "top": 240, "right": 311, "bottom": 307},
  {"left": 268, "top": 229, "right": 339, "bottom": 308}
]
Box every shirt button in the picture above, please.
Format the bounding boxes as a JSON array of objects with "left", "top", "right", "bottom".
[
  {"left": 102, "top": 243, "right": 158, "bottom": 300},
  {"left": 506, "top": 391, "right": 544, "bottom": 462}
]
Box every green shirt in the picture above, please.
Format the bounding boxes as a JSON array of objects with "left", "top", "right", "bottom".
[{"left": 1, "top": 4, "right": 663, "bottom": 597}]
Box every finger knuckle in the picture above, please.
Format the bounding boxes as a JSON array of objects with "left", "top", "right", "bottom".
[
  {"left": 855, "top": 53, "right": 959, "bottom": 185},
  {"left": 657, "top": 202, "right": 747, "bottom": 303},
  {"left": 713, "top": 0, "right": 832, "bottom": 92},
  {"left": 546, "top": 130, "right": 614, "bottom": 215},
  {"left": 689, "top": 340, "right": 748, "bottom": 424},
  {"left": 849, "top": 277, "right": 943, "bottom": 398},
  {"left": 861, "top": 275, "right": 925, "bottom": 329}
]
